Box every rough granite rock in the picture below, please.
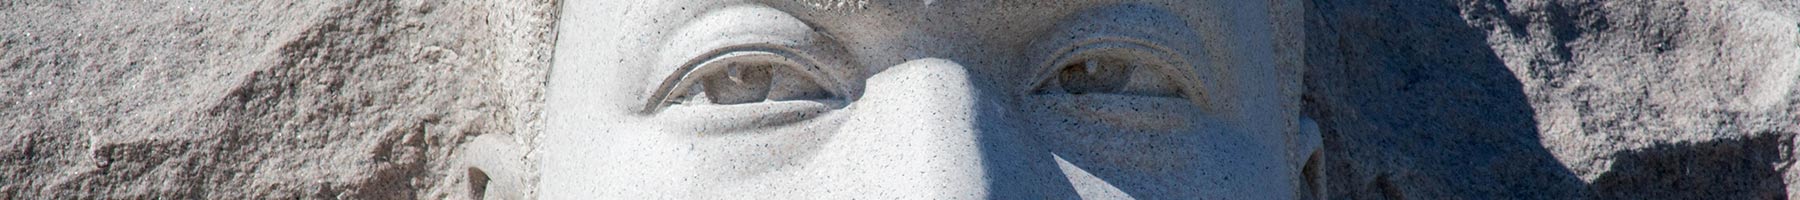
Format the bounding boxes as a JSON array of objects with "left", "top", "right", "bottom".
[
  {"left": 0, "top": 0, "right": 1795, "bottom": 199},
  {"left": 1307, "top": 0, "right": 1797, "bottom": 199},
  {"left": 0, "top": 0, "right": 555, "bottom": 198}
]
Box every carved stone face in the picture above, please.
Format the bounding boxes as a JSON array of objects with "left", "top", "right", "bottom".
[{"left": 543, "top": 0, "right": 1316, "bottom": 199}]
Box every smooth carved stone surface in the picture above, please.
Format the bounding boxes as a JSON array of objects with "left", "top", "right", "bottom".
[
  {"left": 541, "top": 0, "right": 1315, "bottom": 199},
  {"left": 4, "top": 0, "right": 1796, "bottom": 199}
]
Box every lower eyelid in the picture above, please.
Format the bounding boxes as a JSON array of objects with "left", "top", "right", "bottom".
[
  {"left": 1029, "top": 93, "right": 1199, "bottom": 131},
  {"left": 1121, "top": 66, "right": 1185, "bottom": 97},
  {"left": 656, "top": 100, "right": 837, "bottom": 134}
]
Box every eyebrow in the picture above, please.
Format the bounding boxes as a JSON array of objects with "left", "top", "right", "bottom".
[{"left": 789, "top": 0, "right": 869, "bottom": 11}]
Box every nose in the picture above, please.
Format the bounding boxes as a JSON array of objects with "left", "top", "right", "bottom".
[{"left": 814, "top": 58, "right": 1079, "bottom": 199}]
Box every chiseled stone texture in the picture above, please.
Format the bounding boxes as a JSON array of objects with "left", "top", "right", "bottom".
[
  {"left": 0, "top": 0, "right": 555, "bottom": 198},
  {"left": 0, "top": 0, "right": 1795, "bottom": 199},
  {"left": 1308, "top": 0, "right": 1798, "bottom": 199}
]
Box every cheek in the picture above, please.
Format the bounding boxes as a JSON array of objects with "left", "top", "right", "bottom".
[
  {"left": 1050, "top": 119, "right": 1287, "bottom": 173},
  {"left": 653, "top": 111, "right": 852, "bottom": 198},
  {"left": 1186, "top": 127, "right": 1298, "bottom": 194},
  {"left": 541, "top": 117, "right": 701, "bottom": 198},
  {"left": 1033, "top": 102, "right": 1298, "bottom": 198}
]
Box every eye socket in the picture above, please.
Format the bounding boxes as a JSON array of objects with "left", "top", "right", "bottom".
[
  {"left": 1032, "top": 41, "right": 1187, "bottom": 98},
  {"left": 646, "top": 50, "right": 839, "bottom": 113},
  {"left": 695, "top": 62, "right": 775, "bottom": 105},
  {"left": 680, "top": 61, "right": 832, "bottom": 105}
]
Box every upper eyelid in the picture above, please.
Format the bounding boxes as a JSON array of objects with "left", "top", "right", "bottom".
[
  {"left": 1039, "top": 37, "right": 1186, "bottom": 74},
  {"left": 641, "top": 44, "right": 840, "bottom": 114},
  {"left": 1028, "top": 37, "right": 1204, "bottom": 97},
  {"left": 642, "top": 5, "right": 852, "bottom": 114}
]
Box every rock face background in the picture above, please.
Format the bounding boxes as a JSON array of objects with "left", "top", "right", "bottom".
[
  {"left": 1, "top": 0, "right": 555, "bottom": 198},
  {"left": 1308, "top": 0, "right": 1798, "bottom": 199},
  {"left": 0, "top": 0, "right": 1794, "bottom": 199}
]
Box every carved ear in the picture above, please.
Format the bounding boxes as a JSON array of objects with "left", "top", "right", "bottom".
[
  {"left": 1297, "top": 117, "right": 1325, "bottom": 200},
  {"left": 460, "top": 134, "right": 529, "bottom": 200}
]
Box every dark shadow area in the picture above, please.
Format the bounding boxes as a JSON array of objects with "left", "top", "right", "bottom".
[
  {"left": 1590, "top": 133, "right": 1793, "bottom": 200},
  {"left": 468, "top": 167, "right": 490, "bottom": 200},
  {"left": 1308, "top": 0, "right": 1795, "bottom": 199},
  {"left": 1305, "top": 0, "right": 1587, "bottom": 198}
]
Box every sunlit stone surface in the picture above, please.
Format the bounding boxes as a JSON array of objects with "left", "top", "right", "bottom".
[{"left": 525, "top": 0, "right": 1317, "bottom": 199}]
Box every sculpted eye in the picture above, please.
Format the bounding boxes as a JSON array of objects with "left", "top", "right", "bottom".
[
  {"left": 1051, "top": 57, "right": 1139, "bottom": 95},
  {"left": 643, "top": 46, "right": 849, "bottom": 146},
  {"left": 1033, "top": 42, "right": 1185, "bottom": 98},
  {"left": 696, "top": 62, "right": 776, "bottom": 105},
  {"left": 645, "top": 49, "right": 840, "bottom": 113},
  {"left": 1021, "top": 39, "right": 1212, "bottom": 140}
]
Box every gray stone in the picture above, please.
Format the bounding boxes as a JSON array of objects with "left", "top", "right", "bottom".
[
  {"left": 1, "top": 0, "right": 1795, "bottom": 199},
  {"left": 1307, "top": 0, "right": 1797, "bottom": 199}
]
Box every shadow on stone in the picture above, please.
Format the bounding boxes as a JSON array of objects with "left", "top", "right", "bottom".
[
  {"left": 1305, "top": 0, "right": 1587, "bottom": 198},
  {"left": 1589, "top": 133, "right": 1793, "bottom": 200},
  {"left": 1306, "top": 0, "right": 1800, "bottom": 198}
]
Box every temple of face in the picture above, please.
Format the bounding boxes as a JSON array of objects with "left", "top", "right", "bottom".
[{"left": 504, "top": 0, "right": 1317, "bottom": 199}]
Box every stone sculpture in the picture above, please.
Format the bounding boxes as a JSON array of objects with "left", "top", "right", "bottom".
[{"left": 473, "top": 0, "right": 1319, "bottom": 199}]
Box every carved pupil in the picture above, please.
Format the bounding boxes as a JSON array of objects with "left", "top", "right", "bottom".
[
  {"left": 1056, "top": 57, "right": 1133, "bottom": 94},
  {"left": 701, "top": 63, "right": 774, "bottom": 104}
]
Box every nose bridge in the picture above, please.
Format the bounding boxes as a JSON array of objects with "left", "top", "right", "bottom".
[
  {"left": 816, "top": 58, "right": 1082, "bottom": 199},
  {"left": 830, "top": 58, "right": 991, "bottom": 197},
  {"left": 858, "top": 58, "right": 982, "bottom": 112},
  {"left": 855, "top": 58, "right": 985, "bottom": 135}
]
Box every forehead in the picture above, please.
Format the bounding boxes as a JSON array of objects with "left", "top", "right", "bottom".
[
  {"left": 552, "top": 0, "right": 1291, "bottom": 111},
  {"left": 566, "top": 0, "right": 1254, "bottom": 65},
  {"left": 593, "top": 0, "right": 1235, "bottom": 33}
]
